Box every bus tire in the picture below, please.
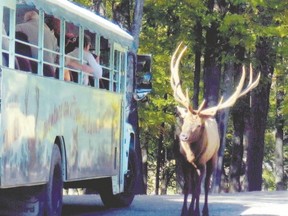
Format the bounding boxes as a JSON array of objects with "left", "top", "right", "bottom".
[
  {"left": 100, "top": 149, "right": 137, "bottom": 208},
  {"left": 45, "top": 145, "right": 63, "bottom": 216}
]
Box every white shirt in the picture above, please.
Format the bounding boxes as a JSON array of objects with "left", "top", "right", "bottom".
[
  {"left": 68, "top": 47, "right": 103, "bottom": 85},
  {"left": 16, "top": 17, "right": 58, "bottom": 66}
]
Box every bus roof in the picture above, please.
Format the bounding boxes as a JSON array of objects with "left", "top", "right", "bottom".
[{"left": 26, "top": 0, "right": 134, "bottom": 48}]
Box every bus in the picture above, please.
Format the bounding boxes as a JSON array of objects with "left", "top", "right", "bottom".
[{"left": 0, "top": 0, "right": 151, "bottom": 215}]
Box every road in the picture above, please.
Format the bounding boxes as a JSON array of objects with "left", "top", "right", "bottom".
[{"left": 62, "top": 191, "right": 288, "bottom": 216}]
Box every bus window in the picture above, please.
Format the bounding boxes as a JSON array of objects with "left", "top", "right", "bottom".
[
  {"left": 85, "top": 30, "right": 101, "bottom": 87},
  {"left": 43, "top": 12, "right": 58, "bottom": 77},
  {"left": 15, "top": 7, "right": 39, "bottom": 73},
  {"left": 64, "top": 22, "right": 81, "bottom": 83},
  {"left": 1, "top": 6, "right": 10, "bottom": 67},
  {"left": 114, "top": 50, "right": 126, "bottom": 93},
  {"left": 64, "top": 26, "right": 103, "bottom": 86},
  {"left": 15, "top": 5, "right": 58, "bottom": 77},
  {"left": 100, "top": 36, "right": 111, "bottom": 90}
]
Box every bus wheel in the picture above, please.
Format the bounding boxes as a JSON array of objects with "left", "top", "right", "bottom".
[
  {"left": 45, "top": 145, "right": 63, "bottom": 215},
  {"left": 100, "top": 149, "right": 137, "bottom": 208}
]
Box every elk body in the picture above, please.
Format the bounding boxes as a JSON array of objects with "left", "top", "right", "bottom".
[{"left": 170, "top": 43, "right": 260, "bottom": 216}]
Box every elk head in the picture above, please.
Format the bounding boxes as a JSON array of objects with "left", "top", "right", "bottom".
[{"left": 170, "top": 43, "right": 260, "bottom": 143}]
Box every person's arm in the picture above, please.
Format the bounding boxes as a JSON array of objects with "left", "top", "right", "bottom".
[
  {"left": 66, "top": 58, "right": 94, "bottom": 73},
  {"left": 86, "top": 52, "right": 103, "bottom": 79}
]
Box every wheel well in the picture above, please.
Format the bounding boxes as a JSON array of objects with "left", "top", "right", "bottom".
[{"left": 54, "top": 136, "right": 67, "bottom": 181}]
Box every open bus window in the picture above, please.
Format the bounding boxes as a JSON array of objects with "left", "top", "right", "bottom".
[
  {"left": 43, "top": 13, "right": 59, "bottom": 77},
  {"left": 63, "top": 23, "right": 104, "bottom": 87},
  {"left": 15, "top": 4, "right": 58, "bottom": 77},
  {"left": 99, "top": 36, "right": 111, "bottom": 90},
  {"left": 84, "top": 30, "right": 100, "bottom": 87},
  {"left": 15, "top": 5, "right": 39, "bottom": 73},
  {"left": 64, "top": 22, "right": 80, "bottom": 83},
  {"left": 113, "top": 50, "right": 126, "bottom": 93},
  {"left": 1, "top": 6, "right": 10, "bottom": 67},
  {"left": 3, "top": 1, "right": 129, "bottom": 94}
]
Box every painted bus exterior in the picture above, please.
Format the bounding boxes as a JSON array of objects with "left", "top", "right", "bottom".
[{"left": 0, "top": 0, "right": 147, "bottom": 214}]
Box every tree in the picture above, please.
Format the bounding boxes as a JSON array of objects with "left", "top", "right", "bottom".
[
  {"left": 247, "top": 38, "right": 275, "bottom": 191},
  {"left": 122, "top": 0, "right": 146, "bottom": 194},
  {"left": 274, "top": 69, "right": 285, "bottom": 190}
]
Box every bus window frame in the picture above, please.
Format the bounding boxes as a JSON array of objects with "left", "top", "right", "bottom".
[
  {"left": 4, "top": 1, "right": 130, "bottom": 94},
  {"left": 1, "top": 2, "right": 16, "bottom": 68}
]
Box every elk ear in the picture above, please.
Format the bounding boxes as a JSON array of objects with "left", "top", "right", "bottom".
[{"left": 177, "top": 106, "right": 188, "bottom": 118}]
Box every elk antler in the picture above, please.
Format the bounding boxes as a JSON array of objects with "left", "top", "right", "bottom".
[
  {"left": 170, "top": 43, "right": 261, "bottom": 117},
  {"left": 199, "top": 64, "right": 261, "bottom": 116},
  {"left": 170, "top": 43, "right": 194, "bottom": 112}
]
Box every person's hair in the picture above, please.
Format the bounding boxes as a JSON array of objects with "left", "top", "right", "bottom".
[
  {"left": 24, "top": 11, "right": 38, "bottom": 22},
  {"left": 83, "top": 34, "right": 91, "bottom": 48},
  {"left": 76, "top": 34, "right": 91, "bottom": 48}
]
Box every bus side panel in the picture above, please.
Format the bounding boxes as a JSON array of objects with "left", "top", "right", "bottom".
[{"left": 0, "top": 68, "right": 122, "bottom": 188}]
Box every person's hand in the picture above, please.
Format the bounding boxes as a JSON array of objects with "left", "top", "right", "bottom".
[
  {"left": 95, "top": 55, "right": 100, "bottom": 63},
  {"left": 81, "top": 64, "right": 93, "bottom": 73}
]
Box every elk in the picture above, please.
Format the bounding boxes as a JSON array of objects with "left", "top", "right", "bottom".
[{"left": 170, "top": 43, "right": 260, "bottom": 216}]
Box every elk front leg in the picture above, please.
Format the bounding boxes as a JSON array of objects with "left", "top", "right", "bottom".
[
  {"left": 181, "top": 191, "right": 188, "bottom": 216},
  {"left": 180, "top": 141, "right": 197, "bottom": 168},
  {"left": 181, "top": 160, "right": 192, "bottom": 216},
  {"left": 188, "top": 166, "right": 203, "bottom": 216},
  {"left": 202, "top": 156, "right": 216, "bottom": 216}
]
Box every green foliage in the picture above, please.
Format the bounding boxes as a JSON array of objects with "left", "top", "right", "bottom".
[
  {"left": 219, "top": 13, "right": 256, "bottom": 50},
  {"left": 72, "top": 0, "right": 92, "bottom": 7},
  {"left": 262, "top": 129, "right": 276, "bottom": 191},
  {"left": 139, "top": 0, "right": 288, "bottom": 193},
  {"left": 262, "top": 168, "right": 276, "bottom": 191}
]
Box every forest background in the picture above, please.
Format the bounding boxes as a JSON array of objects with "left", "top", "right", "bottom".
[{"left": 74, "top": 0, "right": 288, "bottom": 195}]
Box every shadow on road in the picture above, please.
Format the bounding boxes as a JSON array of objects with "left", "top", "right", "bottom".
[{"left": 62, "top": 195, "right": 108, "bottom": 216}]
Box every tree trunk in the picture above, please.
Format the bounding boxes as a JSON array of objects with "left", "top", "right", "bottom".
[
  {"left": 141, "top": 139, "right": 148, "bottom": 193},
  {"left": 241, "top": 113, "right": 251, "bottom": 192},
  {"left": 203, "top": 0, "right": 221, "bottom": 107},
  {"left": 192, "top": 20, "right": 202, "bottom": 109},
  {"left": 274, "top": 74, "right": 285, "bottom": 190},
  {"left": 160, "top": 171, "right": 167, "bottom": 195},
  {"left": 229, "top": 103, "right": 245, "bottom": 192},
  {"left": 247, "top": 37, "right": 275, "bottom": 191},
  {"left": 126, "top": 0, "right": 145, "bottom": 194},
  {"left": 203, "top": 1, "right": 221, "bottom": 190},
  {"left": 215, "top": 61, "right": 234, "bottom": 193},
  {"left": 174, "top": 117, "right": 185, "bottom": 194},
  {"left": 155, "top": 122, "right": 165, "bottom": 195}
]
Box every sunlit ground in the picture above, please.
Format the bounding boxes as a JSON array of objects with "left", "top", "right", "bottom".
[
  {"left": 163, "top": 191, "right": 288, "bottom": 216},
  {"left": 63, "top": 190, "right": 288, "bottom": 216}
]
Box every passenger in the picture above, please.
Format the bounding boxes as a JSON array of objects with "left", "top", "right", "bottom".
[
  {"left": 2, "top": 23, "right": 9, "bottom": 66},
  {"left": 45, "top": 15, "right": 60, "bottom": 45},
  {"left": 67, "top": 34, "right": 102, "bottom": 85},
  {"left": 65, "top": 33, "right": 77, "bottom": 54},
  {"left": 53, "top": 33, "right": 77, "bottom": 80},
  {"left": 65, "top": 57, "right": 95, "bottom": 82},
  {"left": 16, "top": 10, "right": 58, "bottom": 75},
  {"left": 44, "top": 15, "right": 77, "bottom": 53}
]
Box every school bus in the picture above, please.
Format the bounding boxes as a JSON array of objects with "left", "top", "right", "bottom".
[{"left": 0, "top": 0, "right": 151, "bottom": 215}]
